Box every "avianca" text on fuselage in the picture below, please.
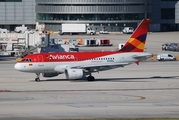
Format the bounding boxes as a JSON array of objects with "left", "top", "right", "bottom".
[{"left": 49, "top": 54, "right": 75, "bottom": 60}]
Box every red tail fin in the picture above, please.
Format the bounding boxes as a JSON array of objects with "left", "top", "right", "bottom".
[{"left": 119, "top": 18, "right": 150, "bottom": 52}]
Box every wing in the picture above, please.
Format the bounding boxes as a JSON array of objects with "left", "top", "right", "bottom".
[
  {"left": 71, "top": 62, "right": 130, "bottom": 72},
  {"left": 77, "top": 62, "right": 129, "bottom": 68},
  {"left": 54, "top": 62, "right": 129, "bottom": 73}
]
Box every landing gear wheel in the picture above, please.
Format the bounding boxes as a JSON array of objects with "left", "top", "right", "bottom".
[
  {"left": 87, "top": 76, "right": 95, "bottom": 81},
  {"left": 35, "top": 73, "right": 40, "bottom": 82},
  {"left": 35, "top": 78, "right": 40, "bottom": 82},
  {"left": 90, "top": 32, "right": 94, "bottom": 35}
]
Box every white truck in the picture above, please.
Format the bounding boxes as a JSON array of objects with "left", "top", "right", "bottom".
[
  {"left": 14, "top": 26, "right": 29, "bottom": 33},
  {"left": 60, "top": 24, "right": 96, "bottom": 35},
  {"left": 122, "top": 27, "right": 134, "bottom": 34},
  {"left": 0, "top": 28, "right": 8, "bottom": 33}
]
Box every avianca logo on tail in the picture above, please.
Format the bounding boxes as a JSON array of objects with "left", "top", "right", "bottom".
[{"left": 49, "top": 54, "right": 75, "bottom": 60}]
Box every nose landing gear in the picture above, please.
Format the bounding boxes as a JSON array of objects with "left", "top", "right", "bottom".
[{"left": 35, "top": 73, "right": 40, "bottom": 82}]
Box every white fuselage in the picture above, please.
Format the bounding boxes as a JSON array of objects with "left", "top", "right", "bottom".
[{"left": 14, "top": 52, "right": 152, "bottom": 73}]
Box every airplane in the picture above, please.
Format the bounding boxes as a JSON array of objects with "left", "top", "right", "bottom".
[{"left": 14, "top": 18, "right": 152, "bottom": 82}]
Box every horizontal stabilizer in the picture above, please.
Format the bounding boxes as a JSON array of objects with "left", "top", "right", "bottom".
[{"left": 133, "top": 53, "right": 153, "bottom": 60}]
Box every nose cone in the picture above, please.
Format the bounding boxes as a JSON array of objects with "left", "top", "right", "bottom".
[{"left": 14, "top": 63, "right": 21, "bottom": 71}]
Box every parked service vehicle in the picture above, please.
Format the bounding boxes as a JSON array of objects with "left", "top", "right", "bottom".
[
  {"left": 0, "top": 28, "right": 8, "bottom": 33},
  {"left": 99, "top": 29, "right": 109, "bottom": 34},
  {"left": 168, "top": 43, "right": 179, "bottom": 51},
  {"left": 14, "top": 26, "right": 29, "bottom": 33},
  {"left": 157, "top": 54, "right": 176, "bottom": 61},
  {"left": 118, "top": 43, "right": 125, "bottom": 50},
  {"left": 122, "top": 27, "right": 134, "bottom": 34},
  {"left": 60, "top": 24, "right": 96, "bottom": 35},
  {"left": 162, "top": 43, "right": 169, "bottom": 51}
]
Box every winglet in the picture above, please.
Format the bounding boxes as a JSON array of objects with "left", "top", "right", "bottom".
[{"left": 119, "top": 18, "right": 150, "bottom": 52}]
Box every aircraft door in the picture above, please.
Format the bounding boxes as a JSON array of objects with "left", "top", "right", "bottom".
[
  {"left": 37, "top": 55, "right": 44, "bottom": 66},
  {"left": 37, "top": 55, "right": 50, "bottom": 72}
]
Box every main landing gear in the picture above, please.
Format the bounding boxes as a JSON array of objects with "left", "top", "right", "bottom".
[
  {"left": 35, "top": 73, "right": 40, "bottom": 82},
  {"left": 86, "top": 71, "right": 96, "bottom": 81},
  {"left": 87, "top": 76, "right": 95, "bottom": 81}
]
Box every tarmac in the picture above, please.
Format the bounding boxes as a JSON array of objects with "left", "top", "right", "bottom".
[{"left": 0, "top": 32, "right": 179, "bottom": 119}]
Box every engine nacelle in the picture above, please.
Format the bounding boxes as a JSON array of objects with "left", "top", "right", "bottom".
[
  {"left": 42, "top": 73, "right": 59, "bottom": 77},
  {"left": 65, "top": 69, "right": 83, "bottom": 80}
]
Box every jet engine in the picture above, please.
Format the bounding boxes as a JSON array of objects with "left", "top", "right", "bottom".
[
  {"left": 65, "top": 69, "right": 83, "bottom": 80},
  {"left": 42, "top": 73, "right": 59, "bottom": 77}
]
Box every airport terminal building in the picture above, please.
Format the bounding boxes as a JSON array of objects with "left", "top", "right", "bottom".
[
  {"left": 36, "top": 0, "right": 151, "bottom": 32},
  {"left": 150, "top": 0, "right": 179, "bottom": 31},
  {"left": 175, "top": 1, "right": 179, "bottom": 24},
  {"left": 0, "top": 0, "right": 36, "bottom": 31},
  {"left": 0, "top": 0, "right": 179, "bottom": 32}
]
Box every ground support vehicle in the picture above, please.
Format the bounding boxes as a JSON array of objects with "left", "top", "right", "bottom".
[{"left": 60, "top": 24, "right": 96, "bottom": 35}]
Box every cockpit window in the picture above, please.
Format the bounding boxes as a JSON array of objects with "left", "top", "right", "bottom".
[
  {"left": 21, "top": 59, "right": 25, "bottom": 62},
  {"left": 21, "top": 58, "right": 32, "bottom": 62}
]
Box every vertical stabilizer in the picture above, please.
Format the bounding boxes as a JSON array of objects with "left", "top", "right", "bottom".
[{"left": 119, "top": 19, "right": 150, "bottom": 52}]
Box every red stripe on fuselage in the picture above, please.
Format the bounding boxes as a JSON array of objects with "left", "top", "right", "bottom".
[{"left": 21, "top": 51, "right": 121, "bottom": 63}]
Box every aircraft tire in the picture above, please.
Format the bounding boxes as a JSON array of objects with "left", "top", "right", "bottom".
[
  {"left": 35, "top": 78, "right": 40, "bottom": 82},
  {"left": 87, "top": 76, "right": 95, "bottom": 81}
]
